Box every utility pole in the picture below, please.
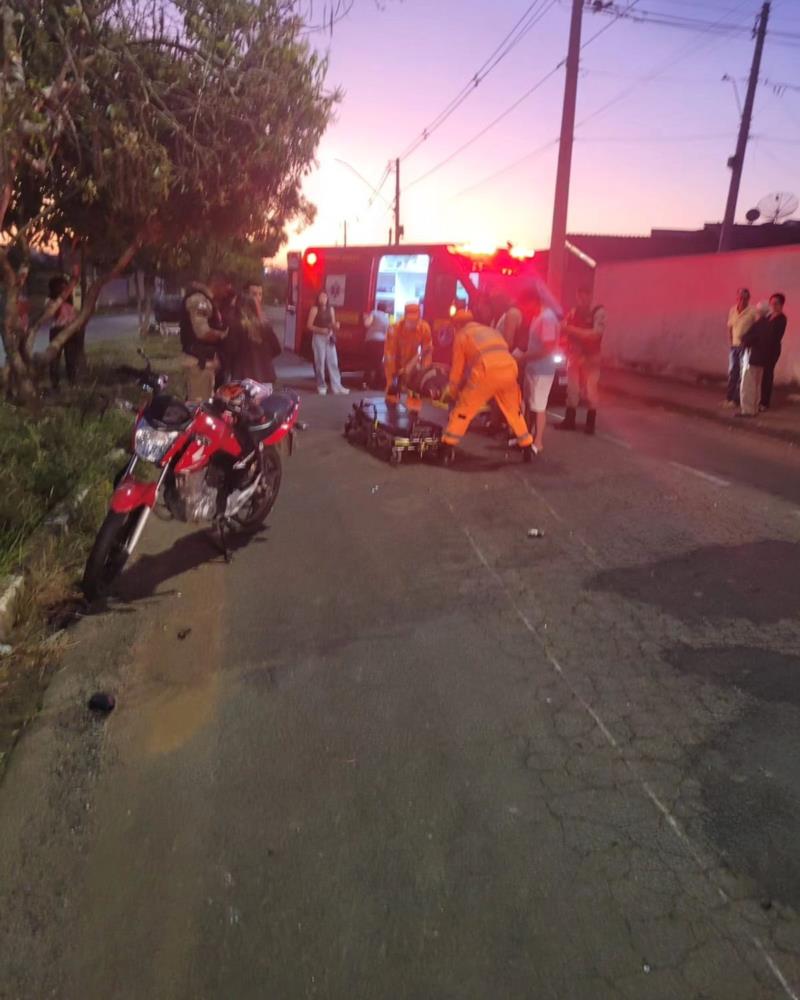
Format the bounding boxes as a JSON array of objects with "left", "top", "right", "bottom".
[
  {"left": 547, "top": 0, "right": 583, "bottom": 302},
  {"left": 719, "top": 2, "right": 770, "bottom": 252},
  {"left": 394, "top": 158, "right": 402, "bottom": 246},
  {"left": 343, "top": 220, "right": 348, "bottom": 247}
]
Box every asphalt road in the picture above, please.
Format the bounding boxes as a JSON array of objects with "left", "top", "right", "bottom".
[
  {"left": 1, "top": 369, "right": 800, "bottom": 999},
  {"left": 0, "top": 311, "right": 141, "bottom": 365}
]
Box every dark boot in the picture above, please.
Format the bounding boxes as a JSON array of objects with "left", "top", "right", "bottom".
[
  {"left": 556, "top": 407, "right": 577, "bottom": 431},
  {"left": 585, "top": 409, "right": 597, "bottom": 435}
]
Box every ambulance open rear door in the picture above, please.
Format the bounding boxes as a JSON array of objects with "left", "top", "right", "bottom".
[{"left": 285, "top": 252, "right": 300, "bottom": 350}]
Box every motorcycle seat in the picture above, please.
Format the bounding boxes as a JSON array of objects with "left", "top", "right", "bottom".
[{"left": 245, "top": 390, "right": 299, "bottom": 440}]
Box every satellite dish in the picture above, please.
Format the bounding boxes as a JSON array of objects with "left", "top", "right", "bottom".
[
  {"left": 745, "top": 208, "right": 760, "bottom": 225},
  {"left": 756, "top": 191, "right": 799, "bottom": 223}
]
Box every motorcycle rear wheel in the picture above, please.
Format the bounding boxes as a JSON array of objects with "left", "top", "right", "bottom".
[
  {"left": 231, "top": 445, "right": 282, "bottom": 533},
  {"left": 82, "top": 509, "right": 138, "bottom": 600}
]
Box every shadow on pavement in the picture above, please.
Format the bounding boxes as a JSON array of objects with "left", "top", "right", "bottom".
[
  {"left": 688, "top": 699, "right": 800, "bottom": 910},
  {"left": 667, "top": 643, "right": 800, "bottom": 909},
  {"left": 115, "top": 528, "right": 266, "bottom": 602},
  {"left": 588, "top": 539, "right": 800, "bottom": 624},
  {"left": 667, "top": 643, "right": 800, "bottom": 706}
]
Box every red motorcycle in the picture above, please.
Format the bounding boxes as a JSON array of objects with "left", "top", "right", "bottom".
[{"left": 83, "top": 356, "right": 300, "bottom": 600}]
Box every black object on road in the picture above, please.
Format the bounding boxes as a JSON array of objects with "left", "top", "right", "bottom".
[
  {"left": 344, "top": 398, "right": 443, "bottom": 467},
  {"left": 87, "top": 692, "right": 116, "bottom": 714}
]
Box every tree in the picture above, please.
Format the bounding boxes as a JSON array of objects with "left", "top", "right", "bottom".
[{"left": 1, "top": 0, "right": 338, "bottom": 401}]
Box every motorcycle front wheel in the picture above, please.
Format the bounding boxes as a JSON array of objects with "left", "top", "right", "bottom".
[
  {"left": 82, "top": 509, "right": 138, "bottom": 600},
  {"left": 232, "top": 445, "right": 282, "bottom": 533}
]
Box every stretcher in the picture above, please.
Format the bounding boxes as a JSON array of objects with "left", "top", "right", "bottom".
[{"left": 344, "top": 398, "right": 444, "bottom": 466}]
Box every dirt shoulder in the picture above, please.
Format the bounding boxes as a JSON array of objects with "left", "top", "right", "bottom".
[{"left": 0, "top": 334, "right": 184, "bottom": 778}]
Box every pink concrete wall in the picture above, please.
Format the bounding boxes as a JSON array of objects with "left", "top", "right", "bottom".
[{"left": 594, "top": 245, "right": 799, "bottom": 385}]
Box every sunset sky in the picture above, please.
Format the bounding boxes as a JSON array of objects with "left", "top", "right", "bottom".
[{"left": 284, "top": 0, "right": 800, "bottom": 256}]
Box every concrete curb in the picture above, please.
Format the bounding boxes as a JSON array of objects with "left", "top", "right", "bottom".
[
  {"left": 604, "top": 377, "right": 800, "bottom": 448},
  {"left": 0, "top": 575, "right": 25, "bottom": 643}
]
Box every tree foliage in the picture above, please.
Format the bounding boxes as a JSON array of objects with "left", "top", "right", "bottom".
[{"left": 1, "top": 0, "right": 339, "bottom": 400}]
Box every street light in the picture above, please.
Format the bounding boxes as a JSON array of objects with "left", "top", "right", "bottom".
[{"left": 333, "top": 158, "right": 392, "bottom": 208}]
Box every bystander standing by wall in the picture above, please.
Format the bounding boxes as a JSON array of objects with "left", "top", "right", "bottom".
[
  {"left": 761, "top": 292, "right": 788, "bottom": 411},
  {"left": 725, "top": 288, "right": 756, "bottom": 407}
]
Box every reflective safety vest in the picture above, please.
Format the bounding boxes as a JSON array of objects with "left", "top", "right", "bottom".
[
  {"left": 448, "top": 322, "right": 516, "bottom": 392},
  {"left": 384, "top": 319, "right": 433, "bottom": 379}
]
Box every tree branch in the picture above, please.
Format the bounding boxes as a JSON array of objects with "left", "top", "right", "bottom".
[{"left": 35, "top": 237, "right": 144, "bottom": 364}]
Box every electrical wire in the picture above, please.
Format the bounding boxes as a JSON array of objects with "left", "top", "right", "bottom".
[
  {"left": 450, "top": 0, "right": 755, "bottom": 201},
  {"left": 575, "top": 131, "right": 736, "bottom": 141},
  {"left": 396, "top": 0, "right": 553, "bottom": 162},
  {"left": 403, "top": 0, "right": 644, "bottom": 194},
  {"left": 574, "top": 0, "right": 756, "bottom": 130},
  {"left": 586, "top": 3, "right": 800, "bottom": 42},
  {"left": 453, "top": 138, "right": 561, "bottom": 200},
  {"left": 404, "top": 62, "right": 563, "bottom": 192}
]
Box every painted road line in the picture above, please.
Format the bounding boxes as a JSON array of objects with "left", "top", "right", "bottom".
[
  {"left": 545, "top": 411, "right": 633, "bottom": 451},
  {"left": 670, "top": 461, "right": 731, "bottom": 487},
  {"left": 515, "top": 473, "right": 604, "bottom": 570},
  {"left": 598, "top": 432, "right": 633, "bottom": 450}
]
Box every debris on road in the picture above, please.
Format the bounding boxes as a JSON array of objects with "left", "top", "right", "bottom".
[
  {"left": 0, "top": 643, "right": 12, "bottom": 657},
  {"left": 527, "top": 528, "right": 545, "bottom": 538},
  {"left": 178, "top": 628, "right": 192, "bottom": 640},
  {"left": 87, "top": 692, "right": 116, "bottom": 714}
]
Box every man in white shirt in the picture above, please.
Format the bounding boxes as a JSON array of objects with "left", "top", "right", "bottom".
[
  {"left": 513, "top": 305, "right": 561, "bottom": 454},
  {"left": 725, "top": 287, "right": 756, "bottom": 407},
  {"left": 363, "top": 303, "right": 390, "bottom": 389}
]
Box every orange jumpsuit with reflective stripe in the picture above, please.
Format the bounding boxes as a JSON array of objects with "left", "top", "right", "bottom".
[
  {"left": 384, "top": 319, "right": 433, "bottom": 412},
  {"left": 443, "top": 322, "right": 533, "bottom": 448}
]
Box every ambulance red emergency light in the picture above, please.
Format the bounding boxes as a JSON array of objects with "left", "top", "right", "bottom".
[{"left": 284, "top": 242, "right": 542, "bottom": 372}]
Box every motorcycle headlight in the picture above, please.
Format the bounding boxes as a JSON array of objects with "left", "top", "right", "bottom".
[
  {"left": 134, "top": 421, "right": 179, "bottom": 462},
  {"left": 552, "top": 353, "right": 565, "bottom": 365}
]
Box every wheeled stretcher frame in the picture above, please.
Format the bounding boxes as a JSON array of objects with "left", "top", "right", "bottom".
[{"left": 344, "top": 398, "right": 444, "bottom": 466}]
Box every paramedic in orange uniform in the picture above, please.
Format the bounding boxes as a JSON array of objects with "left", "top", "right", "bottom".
[
  {"left": 384, "top": 303, "right": 433, "bottom": 413},
  {"left": 441, "top": 310, "right": 534, "bottom": 461}
]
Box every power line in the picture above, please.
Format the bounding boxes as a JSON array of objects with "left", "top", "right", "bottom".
[
  {"left": 586, "top": 2, "right": 800, "bottom": 41},
  {"left": 454, "top": 138, "right": 561, "bottom": 200},
  {"left": 404, "top": 63, "right": 563, "bottom": 192},
  {"left": 582, "top": 67, "right": 800, "bottom": 93},
  {"left": 366, "top": 162, "right": 393, "bottom": 210},
  {"left": 574, "top": 0, "right": 757, "bottom": 131},
  {"left": 404, "top": 0, "right": 643, "bottom": 193},
  {"left": 451, "top": 0, "right": 755, "bottom": 201},
  {"left": 396, "top": 0, "right": 553, "bottom": 162},
  {"left": 575, "top": 131, "right": 736, "bottom": 141}
]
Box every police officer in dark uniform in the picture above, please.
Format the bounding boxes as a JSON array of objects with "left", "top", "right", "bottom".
[{"left": 179, "top": 272, "right": 231, "bottom": 400}]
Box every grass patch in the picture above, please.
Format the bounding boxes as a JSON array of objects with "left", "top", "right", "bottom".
[{"left": 0, "top": 332, "right": 183, "bottom": 777}]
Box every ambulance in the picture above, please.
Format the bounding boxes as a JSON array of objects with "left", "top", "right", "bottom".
[{"left": 284, "top": 242, "right": 546, "bottom": 373}]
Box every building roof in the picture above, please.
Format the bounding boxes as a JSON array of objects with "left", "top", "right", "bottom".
[{"left": 563, "top": 222, "right": 800, "bottom": 264}]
